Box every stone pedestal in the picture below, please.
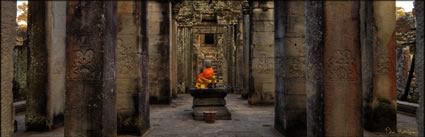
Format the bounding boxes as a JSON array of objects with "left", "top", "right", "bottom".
[{"left": 190, "top": 88, "right": 231, "bottom": 120}]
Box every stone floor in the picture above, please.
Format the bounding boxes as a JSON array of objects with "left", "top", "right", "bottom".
[{"left": 13, "top": 94, "right": 418, "bottom": 137}]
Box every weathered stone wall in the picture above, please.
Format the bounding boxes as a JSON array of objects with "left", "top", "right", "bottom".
[
  {"left": 305, "top": 1, "right": 362, "bottom": 136},
  {"left": 249, "top": 1, "right": 275, "bottom": 104},
  {"left": 274, "top": 1, "right": 306, "bottom": 136},
  {"left": 147, "top": 1, "right": 171, "bottom": 104},
  {"left": 46, "top": 1, "right": 66, "bottom": 129},
  {"left": 1, "top": 1, "right": 16, "bottom": 136},
  {"left": 415, "top": 1, "right": 424, "bottom": 136},
  {"left": 65, "top": 1, "right": 117, "bottom": 137},
  {"left": 116, "top": 1, "right": 141, "bottom": 134},
  {"left": 363, "top": 1, "right": 397, "bottom": 132}
]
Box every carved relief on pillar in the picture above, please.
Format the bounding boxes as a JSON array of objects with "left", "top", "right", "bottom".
[
  {"left": 69, "top": 49, "right": 100, "bottom": 80},
  {"left": 117, "top": 38, "right": 137, "bottom": 75},
  {"left": 252, "top": 56, "right": 274, "bottom": 73},
  {"left": 375, "top": 54, "right": 393, "bottom": 74},
  {"left": 326, "top": 49, "right": 359, "bottom": 81},
  {"left": 286, "top": 56, "right": 305, "bottom": 78}
]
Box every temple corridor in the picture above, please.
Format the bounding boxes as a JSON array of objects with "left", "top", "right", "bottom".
[{"left": 1, "top": 0, "right": 424, "bottom": 137}]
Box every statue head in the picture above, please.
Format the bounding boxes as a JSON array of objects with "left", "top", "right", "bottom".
[{"left": 204, "top": 59, "right": 212, "bottom": 68}]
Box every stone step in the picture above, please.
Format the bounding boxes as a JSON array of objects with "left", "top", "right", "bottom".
[
  {"left": 397, "top": 101, "right": 418, "bottom": 116},
  {"left": 13, "top": 101, "right": 26, "bottom": 114}
]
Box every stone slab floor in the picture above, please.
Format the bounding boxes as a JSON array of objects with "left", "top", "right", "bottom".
[{"left": 13, "top": 94, "right": 418, "bottom": 137}]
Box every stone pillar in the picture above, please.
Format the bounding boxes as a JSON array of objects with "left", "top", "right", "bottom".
[
  {"left": 65, "top": 1, "right": 117, "bottom": 137},
  {"left": 116, "top": 1, "right": 143, "bottom": 135},
  {"left": 415, "top": 1, "right": 424, "bottom": 136},
  {"left": 305, "top": 1, "right": 362, "bottom": 137},
  {"left": 25, "top": 1, "right": 67, "bottom": 131},
  {"left": 177, "top": 26, "right": 192, "bottom": 93},
  {"left": 25, "top": 1, "right": 49, "bottom": 130},
  {"left": 362, "top": 1, "right": 397, "bottom": 132},
  {"left": 46, "top": 1, "right": 66, "bottom": 129},
  {"left": 1, "top": 1, "right": 16, "bottom": 136},
  {"left": 138, "top": 0, "right": 150, "bottom": 134},
  {"left": 171, "top": 7, "right": 178, "bottom": 98},
  {"left": 241, "top": 2, "right": 250, "bottom": 98},
  {"left": 248, "top": 0, "right": 275, "bottom": 104},
  {"left": 13, "top": 46, "right": 28, "bottom": 101},
  {"left": 274, "top": 1, "right": 306, "bottom": 136},
  {"left": 147, "top": 0, "right": 171, "bottom": 104},
  {"left": 236, "top": 19, "right": 244, "bottom": 94}
]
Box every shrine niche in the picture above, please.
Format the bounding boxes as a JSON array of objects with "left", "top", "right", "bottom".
[{"left": 174, "top": 0, "right": 243, "bottom": 92}]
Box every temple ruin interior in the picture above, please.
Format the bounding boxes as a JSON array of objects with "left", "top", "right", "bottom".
[{"left": 1, "top": 0, "right": 424, "bottom": 137}]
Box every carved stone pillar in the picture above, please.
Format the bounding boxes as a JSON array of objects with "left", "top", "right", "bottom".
[
  {"left": 25, "top": 1, "right": 49, "bottom": 130},
  {"left": 147, "top": 0, "right": 171, "bottom": 104},
  {"left": 248, "top": 0, "right": 275, "bottom": 104},
  {"left": 415, "top": 1, "right": 424, "bottom": 136},
  {"left": 177, "top": 25, "right": 192, "bottom": 93},
  {"left": 241, "top": 2, "right": 250, "bottom": 98},
  {"left": 1, "top": 1, "right": 16, "bottom": 136},
  {"left": 274, "top": 1, "right": 306, "bottom": 136},
  {"left": 65, "top": 1, "right": 117, "bottom": 137},
  {"left": 138, "top": 0, "right": 150, "bottom": 134},
  {"left": 171, "top": 6, "right": 178, "bottom": 98},
  {"left": 45, "top": 1, "right": 66, "bottom": 130},
  {"left": 305, "top": 1, "right": 362, "bottom": 137},
  {"left": 363, "top": 1, "right": 397, "bottom": 132},
  {"left": 116, "top": 1, "right": 143, "bottom": 135}
]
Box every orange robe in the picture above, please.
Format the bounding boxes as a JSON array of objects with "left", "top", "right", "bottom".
[{"left": 195, "top": 67, "right": 215, "bottom": 88}]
